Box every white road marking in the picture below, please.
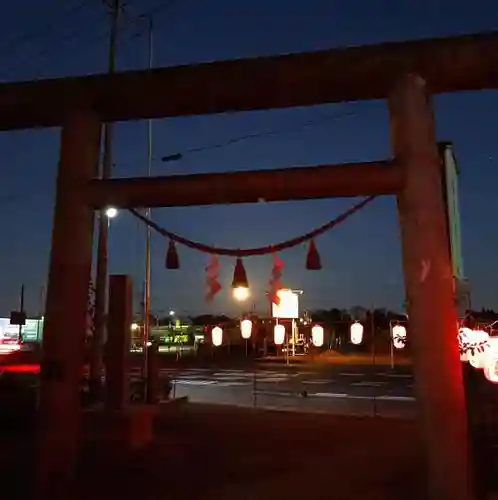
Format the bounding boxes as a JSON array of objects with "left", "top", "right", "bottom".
[
  {"left": 339, "top": 372, "right": 364, "bottom": 377},
  {"left": 314, "top": 392, "right": 349, "bottom": 398},
  {"left": 376, "top": 395, "right": 415, "bottom": 401},
  {"left": 351, "top": 382, "right": 384, "bottom": 387},
  {"left": 175, "top": 380, "right": 217, "bottom": 386},
  {"left": 302, "top": 380, "right": 332, "bottom": 385}
]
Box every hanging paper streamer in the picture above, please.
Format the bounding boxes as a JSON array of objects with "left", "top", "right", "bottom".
[
  {"left": 205, "top": 254, "right": 222, "bottom": 302},
  {"left": 306, "top": 239, "right": 322, "bottom": 270},
  {"left": 165, "top": 239, "right": 180, "bottom": 269},
  {"left": 267, "top": 254, "right": 284, "bottom": 305}
]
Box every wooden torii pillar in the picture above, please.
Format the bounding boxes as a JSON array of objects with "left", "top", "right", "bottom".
[
  {"left": 36, "top": 111, "right": 101, "bottom": 498},
  {"left": 390, "top": 75, "right": 472, "bottom": 500}
]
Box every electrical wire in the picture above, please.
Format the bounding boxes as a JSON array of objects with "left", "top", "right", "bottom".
[
  {"left": 0, "top": 0, "right": 179, "bottom": 81},
  {"left": 0, "top": 0, "right": 85, "bottom": 59},
  {"left": 160, "top": 107, "right": 374, "bottom": 163}
]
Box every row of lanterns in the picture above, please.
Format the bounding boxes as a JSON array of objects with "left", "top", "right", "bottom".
[
  {"left": 459, "top": 327, "right": 498, "bottom": 383},
  {"left": 211, "top": 321, "right": 407, "bottom": 349},
  {"left": 211, "top": 322, "right": 326, "bottom": 347},
  {"left": 350, "top": 321, "right": 407, "bottom": 349}
]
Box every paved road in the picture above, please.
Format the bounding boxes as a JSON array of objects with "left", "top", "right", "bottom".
[{"left": 134, "top": 366, "right": 416, "bottom": 418}]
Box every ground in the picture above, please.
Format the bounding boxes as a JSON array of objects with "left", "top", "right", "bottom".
[{"left": 1, "top": 403, "right": 426, "bottom": 500}]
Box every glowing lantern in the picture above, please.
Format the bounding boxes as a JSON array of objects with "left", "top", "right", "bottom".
[
  {"left": 392, "top": 324, "right": 407, "bottom": 349},
  {"left": 212, "top": 326, "right": 223, "bottom": 347},
  {"left": 458, "top": 327, "right": 472, "bottom": 362},
  {"left": 484, "top": 337, "right": 498, "bottom": 383},
  {"left": 467, "top": 329, "right": 489, "bottom": 369},
  {"left": 350, "top": 322, "right": 363, "bottom": 345},
  {"left": 311, "top": 325, "right": 324, "bottom": 347},
  {"left": 240, "top": 319, "right": 252, "bottom": 339},
  {"left": 274, "top": 324, "right": 285, "bottom": 345}
]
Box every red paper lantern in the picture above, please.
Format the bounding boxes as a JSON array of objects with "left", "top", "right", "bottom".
[
  {"left": 165, "top": 239, "right": 180, "bottom": 269},
  {"left": 306, "top": 239, "right": 321, "bottom": 270}
]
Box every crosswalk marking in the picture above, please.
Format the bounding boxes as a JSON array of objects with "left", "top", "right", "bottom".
[{"left": 351, "top": 381, "right": 384, "bottom": 387}]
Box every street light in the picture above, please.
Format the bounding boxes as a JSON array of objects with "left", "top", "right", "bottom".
[{"left": 105, "top": 207, "right": 118, "bottom": 218}]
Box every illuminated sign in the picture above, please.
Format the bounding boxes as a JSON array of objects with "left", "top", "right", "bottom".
[{"left": 272, "top": 289, "right": 299, "bottom": 319}]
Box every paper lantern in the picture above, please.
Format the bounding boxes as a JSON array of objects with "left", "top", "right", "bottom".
[
  {"left": 350, "top": 322, "right": 363, "bottom": 345},
  {"left": 468, "top": 329, "right": 489, "bottom": 369},
  {"left": 274, "top": 324, "right": 285, "bottom": 345},
  {"left": 240, "top": 319, "right": 252, "bottom": 339},
  {"left": 392, "top": 324, "right": 407, "bottom": 349},
  {"left": 458, "top": 327, "right": 472, "bottom": 362},
  {"left": 212, "top": 326, "right": 223, "bottom": 347},
  {"left": 311, "top": 325, "right": 324, "bottom": 347},
  {"left": 484, "top": 337, "right": 498, "bottom": 383}
]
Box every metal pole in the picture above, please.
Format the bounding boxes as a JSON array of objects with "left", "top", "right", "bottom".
[
  {"left": 389, "top": 320, "right": 395, "bottom": 370},
  {"left": 371, "top": 305, "right": 377, "bottom": 417},
  {"left": 37, "top": 285, "right": 44, "bottom": 343},
  {"left": 18, "top": 284, "right": 25, "bottom": 343},
  {"left": 90, "top": 0, "right": 120, "bottom": 395},
  {"left": 143, "top": 16, "right": 154, "bottom": 397}
]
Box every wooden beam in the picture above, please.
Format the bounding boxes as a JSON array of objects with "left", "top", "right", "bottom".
[
  {"left": 0, "top": 31, "right": 497, "bottom": 130},
  {"left": 86, "top": 161, "right": 401, "bottom": 208}
]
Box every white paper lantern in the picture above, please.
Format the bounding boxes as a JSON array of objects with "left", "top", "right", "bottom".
[
  {"left": 274, "top": 324, "right": 285, "bottom": 345},
  {"left": 484, "top": 337, "right": 498, "bottom": 383},
  {"left": 350, "top": 322, "right": 363, "bottom": 345},
  {"left": 212, "top": 326, "right": 223, "bottom": 347},
  {"left": 458, "top": 327, "right": 473, "bottom": 362},
  {"left": 467, "top": 329, "right": 489, "bottom": 369},
  {"left": 392, "top": 324, "right": 407, "bottom": 350},
  {"left": 240, "top": 319, "right": 252, "bottom": 339},
  {"left": 311, "top": 325, "right": 324, "bottom": 347}
]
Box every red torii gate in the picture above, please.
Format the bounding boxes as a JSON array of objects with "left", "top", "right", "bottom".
[{"left": 2, "top": 31, "right": 498, "bottom": 500}]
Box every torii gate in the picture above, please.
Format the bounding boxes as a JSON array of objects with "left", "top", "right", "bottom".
[{"left": 2, "top": 31, "right": 498, "bottom": 500}]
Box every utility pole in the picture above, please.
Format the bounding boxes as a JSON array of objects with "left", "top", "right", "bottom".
[
  {"left": 142, "top": 15, "right": 153, "bottom": 398},
  {"left": 90, "top": 0, "right": 120, "bottom": 398},
  {"left": 18, "top": 284, "right": 25, "bottom": 343}
]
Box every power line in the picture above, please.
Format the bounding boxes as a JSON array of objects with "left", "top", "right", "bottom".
[
  {"left": 0, "top": 0, "right": 90, "bottom": 63},
  {"left": 0, "top": 0, "right": 179, "bottom": 80},
  {"left": 160, "top": 106, "right": 376, "bottom": 163}
]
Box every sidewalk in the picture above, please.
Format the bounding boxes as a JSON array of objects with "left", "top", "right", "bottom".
[{"left": 1, "top": 403, "right": 426, "bottom": 500}]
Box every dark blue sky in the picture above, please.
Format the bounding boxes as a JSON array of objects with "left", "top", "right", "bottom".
[{"left": 0, "top": 0, "right": 497, "bottom": 317}]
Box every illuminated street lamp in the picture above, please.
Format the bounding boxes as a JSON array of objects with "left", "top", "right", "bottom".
[
  {"left": 105, "top": 207, "right": 118, "bottom": 219},
  {"left": 212, "top": 326, "right": 223, "bottom": 347},
  {"left": 131, "top": 323, "right": 139, "bottom": 331}
]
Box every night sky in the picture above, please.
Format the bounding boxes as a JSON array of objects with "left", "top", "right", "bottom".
[{"left": 0, "top": 0, "right": 497, "bottom": 318}]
